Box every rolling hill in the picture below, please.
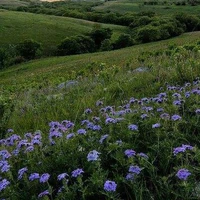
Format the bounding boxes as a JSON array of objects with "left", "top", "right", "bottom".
[{"left": 0, "top": 10, "right": 128, "bottom": 54}]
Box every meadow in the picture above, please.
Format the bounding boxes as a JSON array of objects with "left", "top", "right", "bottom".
[
  {"left": 1, "top": 1, "right": 200, "bottom": 199},
  {"left": 0, "top": 10, "right": 128, "bottom": 55},
  {"left": 1, "top": 37, "right": 200, "bottom": 199},
  {"left": 93, "top": 0, "right": 200, "bottom": 15}
]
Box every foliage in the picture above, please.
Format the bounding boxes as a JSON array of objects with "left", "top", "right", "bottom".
[
  {"left": 137, "top": 25, "right": 161, "bottom": 43},
  {"left": 174, "top": 13, "right": 200, "bottom": 31},
  {"left": 16, "top": 39, "right": 42, "bottom": 60},
  {"left": 113, "top": 34, "right": 134, "bottom": 49},
  {"left": 90, "top": 28, "right": 113, "bottom": 49},
  {"left": 100, "top": 39, "right": 113, "bottom": 51},
  {"left": 57, "top": 35, "right": 95, "bottom": 56}
]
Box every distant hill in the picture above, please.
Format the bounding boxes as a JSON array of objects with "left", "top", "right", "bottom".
[{"left": 0, "top": 10, "right": 128, "bottom": 55}]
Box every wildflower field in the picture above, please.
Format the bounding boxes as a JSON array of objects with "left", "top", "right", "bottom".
[{"left": 1, "top": 40, "right": 200, "bottom": 199}]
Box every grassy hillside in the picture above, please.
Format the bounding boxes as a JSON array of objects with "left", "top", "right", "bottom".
[
  {"left": 0, "top": 10, "right": 128, "bottom": 54},
  {"left": 93, "top": 0, "right": 200, "bottom": 15},
  {"left": 1, "top": 10, "right": 200, "bottom": 198},
  {"left": 1, "top": 31, "right": 200, "bottom": 93}
]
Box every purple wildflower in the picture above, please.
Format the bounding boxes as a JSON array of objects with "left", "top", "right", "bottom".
[
  {"left": 128, "top": 124, "right": 138, "bottom": 131},
  {"left": 0, "top": 179, "right": 10, "bottom": 192},
  {"left": 25, "top": 146, "right": 34, "bottom": 153},
  {"left": 157, "top": 108, "right": 164, "bottom": 112},
  {"left": 126, "top": 173, "right": 135, "bottom": 181},
  {"left": 152, "top": 123, "right": 161, "bottom": 128},
  {"left": 182, "top": 144, "right": 194, "bottom": 150},
  {"left": 40, "top": 173, "right": 50, "bottom": 183},
  {"left": 12, "top": 149, "right": 19, "bottom": 156},
  {"left": 173, "top": 100, "right": 182, "bottom": 106},
  {"left": 195, "top": 109, "right": 200, "bottom": 114},
  {"left": 66, "top": 133, "right": 75, "bottom": 139},
  {"left": 138, "top": 152, "right": 149, "bottom": 159},
  {"left": 92, "top": 125, "right": 101, "bottom": 131},
  {"left": 18, "top": 167, "right": 28, "bottom": 180},
  {"left": 129, "top": 165, "right": 142, "bottom": 174},
  {"left": 38, "top": 190, "right": 49, "bottom": 198},
  {"left": 173, "top": 144, "right": 193, "bottom": 155},
  {"left": 185, "top": 91, "right": 190, "bottom": 98},
  {"left": 29, "top": 173, "right": 40, "bottom": 181},
  {"left": 0, "top": 161, "right": 10, "bottom": 173},
  {"left": 176, "top": 169, "right": 191, "bottom": 180},
  {"left": 99, "top": 134, "right": 109, "bottom": 144},
  {"left": 105, "top": 117, "right": 116, "bottom": 124},
  {"left": 71, "top": 168, "right": 84, "bottom": 178},
  {"left": 87, "top": 150, "right": 100, "bottom": 161},
  {"left": 104, "top": 180, "right": 117, "bottom": 192},
  {"left": 171, "top": 114, "right": 182, "bottom": 121},
  {"left": 77, "top": 129, "right": 86, "bottom": 135},
  {"left": 0, "top": 150, "right": 11, "bottom": 160},
  {"left": 7, "top": 129, "right": 14, "bottom": 133},
  {"left": 57, "top": 173, "right": 68, "bottom": 181},
  {"left": 96, "top": 100, "right": 103, "bottom": 106},
  {"left": 141, "top": 113, "right": 148, "bottom": 119},
  {"left": 49, "top": 131, "right": 62, "bottom": 138},
  {"left": 160, "top": 113, "right": 170, "bottom": 120},
  {"left": 124, "top": 149, "right": 136, "bottom": 158},
  {"left": 84, "top": 108, "right": 92, "bottom": 114}
]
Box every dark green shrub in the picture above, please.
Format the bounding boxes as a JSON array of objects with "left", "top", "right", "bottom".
[
  {"left": 57, "top": 35, "right": 95, "bottom": 56},
  {"left": 114, "top": 34, "right": 134, "bottom": 49},
  {"left": 90, "top": 28, "right": 113, "bottom": 49},
  {"left": 174, "top": 13, "right": 200, "bottom": 31},
  {"left": 137, "top": 25, "right": 161, "bottom": 43},
  {"left": 100, "top": 39, "right": 113, "bottom": 51},
  {"left": 16, "top": 39, "right": 42, "bottom": 60},
  {"left": 0, "top": 48, "right": 7, "bottom": 69}
]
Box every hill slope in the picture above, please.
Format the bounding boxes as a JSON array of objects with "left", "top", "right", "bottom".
[
  {"left": 1, "top": 31, "right": 200, "bottom": 92},
  {"left": 0, "top": 10, "right": 128, "bottom": 54}
]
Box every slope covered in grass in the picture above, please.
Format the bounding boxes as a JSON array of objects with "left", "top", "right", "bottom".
[
  {"left": 93, "top": 0, "right": 200, "bottom": 15},
  {"left": 1, "top": 34, "right": 200, "bottom": 199},
  {"left": 0, "top": 10, "right": 128, "bottom": 53},
  {"left": 1, "top": 31, "right": 200, "bottom": 92}
]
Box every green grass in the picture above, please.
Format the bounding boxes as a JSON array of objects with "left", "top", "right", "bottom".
[
  {"left": 1, "top": 13, "right": 200, "bottom": 199},
  {"left": 1, "top": 31, "right": 200, "bottom": 93},
  {"left": 0, "top": 10, "right": 128, "bottom": 54},
  {"left": 93, "top": 0, "right": 200, "bottom": 15},
  {"left": 0, "top": 0, "right": 39, "bottom": 8}
]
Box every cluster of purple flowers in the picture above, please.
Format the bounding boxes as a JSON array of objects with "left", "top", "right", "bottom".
[
  {"left": 104, "top": 180, "right": 117, "bottom": 192},
  {"left": 176, "top": 168, "right": 191, "bottom": 180},
  {"left": 173, "top": 144, "right": 194, "bottom": 155},
  {"left": 87, "top": 150, "right": 100, "bottom": 161},
  {"left": 2, "top": 79, "right": 200, "bottom": 198},
  {"left": 124, "top": 149, "right": 136, "bottom": 158},
  {"left": 126, "top": 165, "right": 142, "bottom": 181}
]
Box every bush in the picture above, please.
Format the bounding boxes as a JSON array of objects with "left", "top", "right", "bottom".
[
  {"left": 100, "top": 39, "right": 113, "bottom": 51},
  {"left": 0, "top": 48, "right": 7, "bottom": 69},
  {"left": 114, "top": 34, "right": 134, "bottom": 49},
  {"left": 16, "top": 39, "right": 42, "bottom": 60},
  {"left": 90, "top": 28, "right": 113, "bottom": 49},
  {"left": 137, "top": 25, "right": 161, "bottom": 43},
  {"left": 57, "top": 35, "right": 95, "bottom": 56},
  {"left": 174, "top": 13, "right": 200, "bottom": 31}
]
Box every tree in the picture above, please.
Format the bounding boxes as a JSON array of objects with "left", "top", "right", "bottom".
[
  {"left": 90, "top": 28, "right": 113, "bottom": 49},
  {"left": 57, "top": 35, "right": 95, "bottom": 56},
  {"left": 137, "top": 25, "right": 161, "bottom": 43},
  {"left": 100, "top": 39, "right": 113, "bottom": 51},
  {"left": 0, "top": 48, "right": 7, "bottom": 69},
  {"left": 17, "top": 39, "right": 42, "bottom": 60},
  {"left": 114, "top": 34, "right": 134, "bottom": 49}
]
